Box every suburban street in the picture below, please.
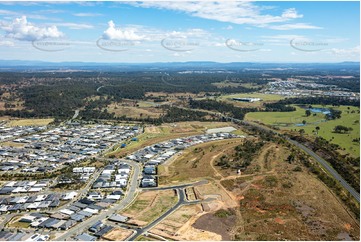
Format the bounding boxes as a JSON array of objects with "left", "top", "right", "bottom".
[
  {"left": 54, "top": 160, "right": 141, "bottom": 241},
  {"left": 127, "top": 186, "right": 215, "bottom": 241}
]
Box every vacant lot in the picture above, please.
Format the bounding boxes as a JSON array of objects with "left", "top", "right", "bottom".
[
  {"left": 102, "top": 228, "right": 133, "bottom": 241},
  {"left": 158, "top": 138, "right": 244, "bottom": 185},
  {"left": 106, "top": 102, "right": 165, "bottom": 119},
  {"left": 121, "top": 190, "right": 177, "bottom": 225},
  {"left": 150, "top": 204, "right": 223, "bottom": 241},
  {"left": 246, "top": 105, "right": 360, "bottom": 156},
  {"left": 197, "top": 143, "right": 360, "bottom": 240},
  {"left": 8, "top": 118, "right": 54, "bottom": 127},
  {"left": 218, "top": 93, "right": 284, "bottom": 108}
]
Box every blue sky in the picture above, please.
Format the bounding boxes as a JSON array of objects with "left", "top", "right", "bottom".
[{"left": 0, "top": 1, "right": 359, "bottom": 63}]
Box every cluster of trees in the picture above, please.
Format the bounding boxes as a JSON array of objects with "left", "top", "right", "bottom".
[
  {"left": 215, "top": 140, "right": 264, "bottom": 170},
  {"left": 284, "top": 141, "right": 359, "bottom": 219},
  {"left": 291, "top": 135, "right": 359, "bottom": 193},
  {"left": 263, "top": 102, "right": 296, "bottom": 112},
  {"left": 333, "top": 125, "right": 353, "bottom": 133},
  {"left": 161, "top": 106, "right": 213, "bottom": 123},
  {"left": 189, "top": 99, "right": 257, "bottom": 120},
  {"left": 326, "top": 108, "right": 342, "bottom": 120},
  {"left": 275, "top": 96, "right": 359, "bottom": 107},
  {"left": 20, "top": 80, "right": 98, "bottom": 118}
]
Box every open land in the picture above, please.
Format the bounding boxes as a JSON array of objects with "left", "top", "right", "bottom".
[
  {"left": 157, "top": 140, "right": 360, "bottom": 241},
  {"left": 246, "top": 105, "right": 360, "bottom": 156}
]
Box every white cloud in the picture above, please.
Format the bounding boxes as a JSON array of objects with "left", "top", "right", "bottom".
[
  {"left": 73, "top": 12, "right": 103, "bottom": 17},
  {"left": 0, "top": 40, "right": 14, "bottom": 46},
  {"left": 54, "top": 22, "right": 93, "bottom": 29},
  {"left": 281, "top": 8, "right": 303, "bottom": 19},
  {"left": 133, "top": 2, "right": 307, "bottom": 27},
  {"left": 102, "top": 20, "right": 146, "bottom": 41},
  {"left": 224, "top": 25, "right": 233, "bottom": 30},
  {"left": 0, "top": 10, "right": 17, "bottom": 15},
  {"left": 268, "top": 23, "right": 322, "bottom": 30},
  {"left": 331, "top": 46, "right": 360, "bottom": 56},
  {"left": 0, "top": 16, "right": 64, "bottom": 41}
]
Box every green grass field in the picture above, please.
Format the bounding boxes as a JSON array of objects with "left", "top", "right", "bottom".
[{"left": 246, "top": 105, "right": 360, "bottom": 157}]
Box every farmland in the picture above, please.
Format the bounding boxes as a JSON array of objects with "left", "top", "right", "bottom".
[{"left": 246, "top": 105, "right": 360, "bottom": 156}]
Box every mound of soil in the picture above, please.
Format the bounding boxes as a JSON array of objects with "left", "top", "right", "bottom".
[{"left": 192, "top": 211, "right": 236, "bottom": 240}]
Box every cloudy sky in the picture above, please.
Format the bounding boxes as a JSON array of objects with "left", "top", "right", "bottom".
[{"left": 0, "top": 1, "right": 359, "bottom": 63}]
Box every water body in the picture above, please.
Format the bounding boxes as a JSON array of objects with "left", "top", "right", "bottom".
[{"left": 308, "top": 108, "right": 331, "bottom": 115}]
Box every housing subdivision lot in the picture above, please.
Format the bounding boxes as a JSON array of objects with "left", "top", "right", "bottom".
[
  {"left": 120, "top": 190, "right": 178, "bottom": 226},
  {"left": 109, "top": 121, "right": 237, "bottom": 158},
  {"left": 0, "top": 124, "right": 141, "bottom": 174},
  {"left": 125, "top": 132, "right": 240, "bottom": 188}
]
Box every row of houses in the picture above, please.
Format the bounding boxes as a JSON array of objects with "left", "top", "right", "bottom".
[
  {"left": 0, "top": 231, "right": 49, "bottom": 241},
  {"left": 0, "top": 125, "right": 46, "bottom": 141},
  {"left": 0, "top": 193, "right": 63, "bottom": 214},
  {"left": 0, "top": 180, "right": 49, "bottom": 195},
  {"left": 0, "top": 125, "right": 141, "bottom": 173},
  {"left": 126, "top": 132, "right": 239, "bottom": 187},
  {"left": 73, "top": 214, "right": 129, "bottom": 241},
  {"left": 92, "top": 161, "right": 131, "bottom": 189},
  {"left": 16, "top": 190, "right": 123, "bottom": 234}
]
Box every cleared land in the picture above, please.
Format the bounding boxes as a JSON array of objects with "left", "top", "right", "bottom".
[
  {"left": 156, "top": 139, "right": 359, "bottom": 241},
  {"left": 246, "top": 105, "right": 360, "bottom": 156},
  {"left": 121, "top": 190, "right": 178, "bottom": 225},
  {"left": 107, "top": 121, "right": 237, "bottom": 158},
  {"left": 102, "top": 228, "right": 133, "bottom": 241},
  {"left": 158, "top": 138, "right": 244, "bottom": 185},
  {"left": 106, "top": 102, "right": 165, "bottom": 119},
  {"left": 217, "top": 93, "right": 284, "bottom": 108},
  {"left": 7, "top": 118, "right": 54, "bottom": 127},
  {"left": 150, "top": 204, "right": 223, "bottom": 241}
]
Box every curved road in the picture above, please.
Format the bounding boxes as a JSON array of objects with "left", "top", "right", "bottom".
[
  {"left": 178, "top": 106, "right": 360, "bottom": 203},
  {"left": 224, "top": 115, "right": 360, "bottom": 203},
  {"left": 127, "top": 187, "right": 215, "bottom": 241},
  {"left": 54, "top": 160, "right": 141, "bottom": 241}
]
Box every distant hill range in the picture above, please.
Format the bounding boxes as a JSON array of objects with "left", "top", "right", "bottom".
[{"left": 0, "top": 60, "right": 359, "bottom": 72}]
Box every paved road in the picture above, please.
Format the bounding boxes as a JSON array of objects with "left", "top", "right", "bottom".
[
  {"left": 72, "top": 110, "right": 79, "bottom": 120},
  {"left": 178, "top": 106, "right": 360, "bottom": 203},
  {"left": 127, "top": 187, "right": 214, "bottom": 241},
  {"left": 96, "top": 86, "right": 105, "bottom": 92},
  {"left": 287, "top": 138, "right": 360, "bottom": 203},
  {"left": 54, "top": 160, "right": 141, "bottom": 241},
  {"left": 221, "top": 115, "right": 361, "bottom": 203},
  {"left": 142, "top": 180, "right": 208, "bottom": 191}
]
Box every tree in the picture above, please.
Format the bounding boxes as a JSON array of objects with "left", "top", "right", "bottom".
[
  {"left": 305, "top": 110, "right": 311, "bottom": 117},
  {"left": 315, "top": 126, "right": 320, "bottom": 134},
  {"left": 302, "top": 120, "right": 307, "bottom": 125},
  {"left": 333, "top": 125, "right": 352, "bottom": 133},
  {"left": 299, "top": 129, "right": 305, "bottom": 136}
]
